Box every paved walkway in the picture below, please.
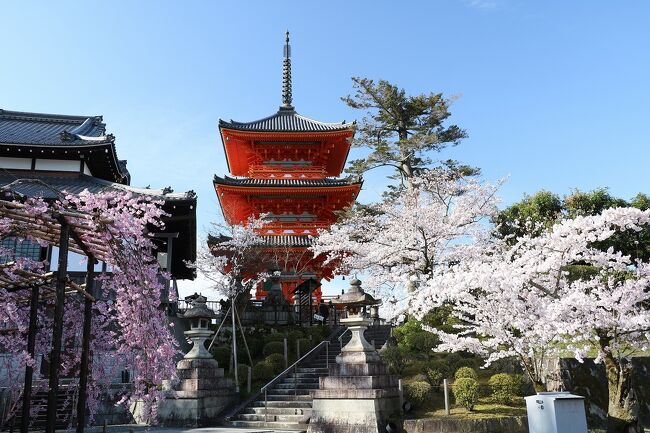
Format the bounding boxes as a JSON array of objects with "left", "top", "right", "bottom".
[{"left": 81, "top": 426, "right": 302, "bottom": 433}]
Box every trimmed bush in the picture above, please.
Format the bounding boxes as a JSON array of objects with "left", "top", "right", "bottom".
[
  {"left": 265, "top": 353, "right": 286, "bottom": 374},
  {"left": 265, "top": 333, "right": 286, "bottom": 342},
  {"left": 402, "top": 360, "right": 428, "bottom": 378},
  {"left": 296, "top": 338, "right": 313, "bottom": 355},
  {"left": 404, "top": 380, "right": 432, "bottom": 407},
  {"left": 287, "top": 330, "right": 304, "bottom": 344},
  {"left": 452, "top": 377, "right": 479, "bottom": 411},
  {"left": 381, "top": 346, "right": 407, "bottom": 375},
  {"left": 263, "top": 341, "right": 284, "bottom": 357},
  {"left": 211, "top": 346, "right": 231, "bottom": 368},
  {"left": 244, "top": 337, "right": 263, "bottom": 358},
  {"left": 488, "top": 373, "right": 523, "bottom": 405},
  {"left": 252, "top": 360, "right": 274, "bottom": 382},
  {"left": 236, "top": 364, "right": 250, "bottom": 387},
  {"left": 307, "top": 325, "right": 330, "bottom": 341},
  {"left": 425, "top": 359, "right": 451, "bottom": 385},
  {"left": 454, "top": 366, "right": 478, "bottom": 381}
]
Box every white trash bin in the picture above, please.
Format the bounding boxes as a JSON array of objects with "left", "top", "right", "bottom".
[{"left": 525, "top": 392, "right": 588, "bottom": 433}]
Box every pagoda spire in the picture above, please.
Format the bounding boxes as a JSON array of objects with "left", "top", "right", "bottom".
[{"left": 281, "top": 31, "right": 293, "bottom": 109}]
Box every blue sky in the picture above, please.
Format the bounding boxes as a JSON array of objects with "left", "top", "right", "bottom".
[{"left": 3, "top": 1, "right": 650, "bottom": 294}]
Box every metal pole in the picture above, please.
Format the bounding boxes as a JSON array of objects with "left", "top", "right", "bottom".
[
  {"left": 233, "top": 306, "right": 253, "bottom": 367},
  {"left": 296, "top": 339, "right": 300, "bottom": 359},
  {"left": 283, "top": 338, "right": 288, "bottom": 369},
  {"left": 443, "top": 379, "right": 450, "bottom": 415},
  {"left": 231, "top": 294, "right": 239, "bottom": 392},
  {"left": 21, "top": 284, "right": 40, "bottom": 433},
  {"left": 326, "top": 341, "right": 329, "bottom": 368},
  {"left": 76, "top": 257, "right": 95, "bottom": 433},
  {"left": 398, "top": 379, "right": 404, "bottom": 414},
  {"left": 46, "top": 221, "right": 70, "bottom": 433},
  {"left": 207, "top": 305, "right": 231, "bottom": 352},
  {"left": 264, "top": 388, "right": 268, "bottom": 423},
  {"left": 294, "top": 363, "right": 297, "bottom": 396},
  {"left": 247, "top": 367, "right": 252, "bottom": 394}
]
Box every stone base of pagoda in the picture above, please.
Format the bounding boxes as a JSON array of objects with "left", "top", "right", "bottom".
[
  {"left": 156, "top": 358, "right": 237, "bottom": 427},
  {"left": 307, "top": 359, "right": 401, "bottom": 433}
]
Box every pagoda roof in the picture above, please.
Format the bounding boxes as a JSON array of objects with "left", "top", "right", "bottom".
[
  {"left": 0, "top": 109, "right": 113, "bottom": 146},
  {"left": 213, "top": 175, "right": 361, "bottom": 188},
  {"left": 219, "top": 107, "right": 355, "bottom": 133}
]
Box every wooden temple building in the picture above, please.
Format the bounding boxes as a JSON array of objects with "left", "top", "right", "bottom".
[
  {"left": 214, "top": 33, "right": 362, "bottom": 309},
  {"left": 0, "top": 108, "right": 197, "bottom": 283},
  {"left": 0, "top": 109, "right": 197, "bottom": 431}
]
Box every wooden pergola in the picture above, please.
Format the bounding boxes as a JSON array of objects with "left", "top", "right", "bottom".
[{"left": 0, "top": 195, "right": 112, "bottom": 433}]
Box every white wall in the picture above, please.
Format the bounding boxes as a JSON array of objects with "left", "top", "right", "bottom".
[
  {"left": 0, "top": 157, "right": 31, "bottom": 169},
  {"left": 34, "top": 159, "right": 81, "bottom": 172}
]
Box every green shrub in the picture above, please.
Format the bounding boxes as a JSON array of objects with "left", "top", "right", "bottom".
[
  {"left": 402, "top": 360, "right": 428, "bottom": 378},
  {"left": 287, "top": 330, "right": 304, "bottom": 344},
  {"left": 236, "top": 364, "right": 250, "bottom": 387},
  {"left": 452, "top": 377, "right": 479, "bottom": 411},
  {"left": 488, "top": 373, "right": 523, "bottom": 405},
  {"left": 265, "top": 353, "right": 286, "bottom": 374},
  {"left": 244, "top": 337, "right": 263, "bottom": 358},
  {"left": 404, "top": 380, "right": 432, "bottom": 407},
  {"left": 252, "top": 360, "right": 275, "bottom": 382},
  {"left": 265, "top": 333, "right": 286, "bottom": 342},
  {"left": 426, "top": 359, "right": 451, "bottom": 386},
  {"left": 307, "top": 325, "right": 330, "bottom": 341},
  {"left": 263, "top": 341, "right": 285, "bottom": 357},
  {"left": 296, "top": 338, "right": 313, "bottom": 355},
  {"left": 211, "top": 346, "right": 231, "bottom": 368},
  {"left": 454, "top": 366, "right": 478, "bottom": 381},
  {"left": 381, "top": 346, "right": 407, "bottom": 375}
]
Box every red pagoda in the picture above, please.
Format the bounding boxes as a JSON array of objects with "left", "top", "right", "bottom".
[{"left": 214, "top": 32, "right": 362, "bottom": 304}]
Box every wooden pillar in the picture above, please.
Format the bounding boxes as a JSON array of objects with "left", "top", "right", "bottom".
[
  {"left": 46, "top": 221, "right": 69, "bottom": 433},
  {"left": 76, "top": 256, "right": 95, "bottom": 433},
  {"left": 20, "top": 284, "right": 40, "bottom": 433}
]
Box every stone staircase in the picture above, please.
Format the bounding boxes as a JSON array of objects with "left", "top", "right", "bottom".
[
  {"left": 3, "top": 382, "right": 77, "bottom": 431},
  {"left": 224, "top": 325, "right": 392, "bottom": 432}
]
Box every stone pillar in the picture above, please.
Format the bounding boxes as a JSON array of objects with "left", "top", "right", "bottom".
[{"left": 308, "top": 311, "right": 400, "bottom": 433}]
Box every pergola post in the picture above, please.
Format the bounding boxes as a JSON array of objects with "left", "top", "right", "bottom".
[
  {"left": 45, "top": 221, "right": 70, "bottom": 433},
  {"left": 20, "top": 284, "right": 40, "bottom": 433},
  {"left": 76, "top": 256, "right": 95, "bottom": 433}
]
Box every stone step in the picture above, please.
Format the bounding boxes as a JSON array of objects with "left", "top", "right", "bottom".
[
  {"left": 243, "top": 406, "right": 312, "bottom": 415},
  {"left": 268, "top": 388, "right": 312, "bottom": 395},
  {"left": 250, "top": 400, "right": 312, "bottom": 408},
  {"left": 237, "top": 413, "right": 308, "bottom": 422},
  {"left": 296, "top": 367, "right": 328, "bottom": 373},
  {"left": 267, "top": 394, "right": 311, "bottom": 401},
  {"left": 226, "top": 420, "right": 309, "bottom": 430},
  {"left": 282, "top": 377, "right": 319, "bottom": 384},
  {"left": 289, "top": 372, "right": 322, "bottom": 379},
  {"left": 274, "top": 383, "right": 319, "bottom": 390}
]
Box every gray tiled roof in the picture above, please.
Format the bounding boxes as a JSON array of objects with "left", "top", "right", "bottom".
[
  {"left": 0, "top": 174, "right": 195, "bottom": 202},
  {"left": 219, "top": 107, "right": 355, "bottom": 133},
  {"left": 0, "top": 109, "right": 111, "bottom": 146},
  {"left": 213, "top": 175, "right": 361, "bottom": 188}
]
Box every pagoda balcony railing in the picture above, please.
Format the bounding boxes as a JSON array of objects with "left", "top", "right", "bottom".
[
  {"left": 261, "top": 221, "right": 333, "bottom": 231},
  {"left": 248, "top": 165, "right": 328, "bottom": 178}
]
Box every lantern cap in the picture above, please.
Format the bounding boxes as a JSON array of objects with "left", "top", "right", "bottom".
[
  {"left": 332, "top": 278, "right": 382, "bottom": 307},
  {"left": 181, "top": 293, "right": 217, "bottom": 319}
]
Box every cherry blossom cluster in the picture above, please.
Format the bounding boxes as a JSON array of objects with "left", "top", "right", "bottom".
[{"left": 0, "top": 190, "right": 179, "bottom": 423}]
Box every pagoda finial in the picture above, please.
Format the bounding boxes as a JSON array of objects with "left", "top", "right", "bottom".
[{"left": 282, "top": 31, "right": 293, "bottom": 109}]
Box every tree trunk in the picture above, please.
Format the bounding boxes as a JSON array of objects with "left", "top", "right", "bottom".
[{"left": 603, "top": 352, "right": 641, "bottom": 433}]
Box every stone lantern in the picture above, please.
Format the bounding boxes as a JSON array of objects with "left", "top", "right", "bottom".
[
  {"left": 308, "top": 279, "right": 400, "bottom": 433},
  {"left": 154, "top": 293, "right": 237, "bottom": 426},
  {"left": 181, "top": 294, "right": 217, "bottom": 359},
  {"left": 331, "top": 278, "right": 382, "bottom": 364}
]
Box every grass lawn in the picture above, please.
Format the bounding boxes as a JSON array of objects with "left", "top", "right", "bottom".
[{"left": 424, "top": 403, "right": 527, "bottom": 419}]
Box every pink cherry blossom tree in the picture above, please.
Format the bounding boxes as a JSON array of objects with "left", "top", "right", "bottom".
[
  {"left": 0, "top": 189, "right": 180, "bottom": 425},
  {"left": 311, "top": 170, "right": 502, "bottom": 317},
  {"left": 411, "top": 207, "right": 650, "bottom": 433}
]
